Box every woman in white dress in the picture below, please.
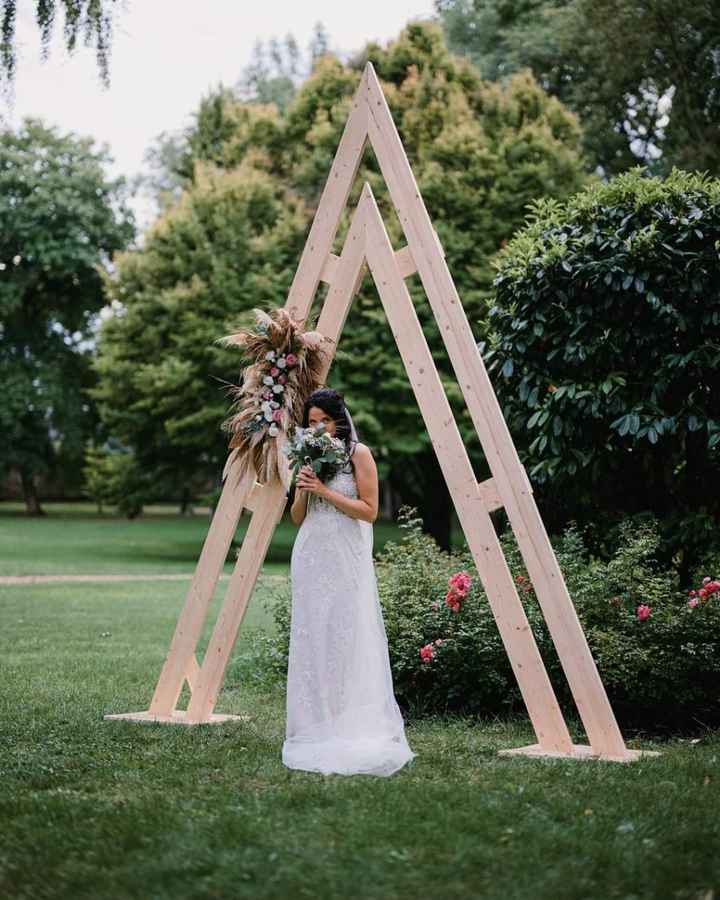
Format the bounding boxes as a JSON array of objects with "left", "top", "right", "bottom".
[{"left": 282, "top": 387, "right": 416, "bottom": 777}]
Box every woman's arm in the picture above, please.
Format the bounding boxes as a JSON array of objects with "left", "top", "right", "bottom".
[
  {"left": 289, "top": 482, "right": 310, "bottom": 526},
  {"left": 298, "top": 444, "right": 379, "bottom": 524}
]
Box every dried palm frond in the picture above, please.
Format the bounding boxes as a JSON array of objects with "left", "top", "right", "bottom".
[{"left": 216, "top": 307, "right": 332, "bottom": 488}]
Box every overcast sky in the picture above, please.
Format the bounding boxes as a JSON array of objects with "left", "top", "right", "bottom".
[{"left": 5, "top": 1, "right": 436, "bottom": 229}]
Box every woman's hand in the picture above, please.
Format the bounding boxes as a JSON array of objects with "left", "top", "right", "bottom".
[{"left": 295, "top": 464, "right": 327, "bottom": 497}]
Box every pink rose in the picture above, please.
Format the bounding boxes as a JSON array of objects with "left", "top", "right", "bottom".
[
  {"left": 272, "top": 409, "right": 283, "bottom": 423},
  {"left": 419, "top": 643, "right": 435, "bottom": 663},
  {"left": 285, "top": 353, "right": 298, "bottom": 366},
  {"left": 702, "top": 576, "right": 711, "bottom": 585},
  {"left": 445, "top": 590, "right": 462, "bottom": 613},
  {"left": 448, "top": 571, "right": 472, "bottom": 596},
  {"left": 636, "top": 604, "right": 651, "bottom": 621},
  {"left": 434, "top": 638, "right": 443, "bottom": 646},
  {"left": 688, "top": 598, "right": 700, "bottom": 608},
  {"left": 270, "top": 366, "right": 280, "bottom": 377},
  {"left": 699, "top": 588, "right": 708, "bottom": 599}
]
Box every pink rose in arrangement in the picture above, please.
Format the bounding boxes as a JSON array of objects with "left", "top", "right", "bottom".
[
  {"left": 636, "top": 604, "right": 652, "bottom": 621},
  {"left": 285, "top": 353, "right": 298, "bottom": 366},
  {"left": 270, "top": 366, "right": 280, "bottom": 377},
  {"left": 688, "top": 598, "right": 700, "bottom": 609},
  {"left": 272, "top": 409, "right": 283, "bottom": 423},
  {"left": 420, "top": 643, "right": 435, "bottom": 663},
  {"left": 278, "top": 374, "right": 288, "bottom": 384}
]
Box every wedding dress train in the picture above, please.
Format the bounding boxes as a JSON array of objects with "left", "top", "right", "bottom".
[{"left": 282, "top": 461, "right": 416, "bottom": 777}]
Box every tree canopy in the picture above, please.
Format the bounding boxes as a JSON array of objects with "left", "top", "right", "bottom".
[
  {"left": 0, "top": 117, "right": 134, "bottom": 512},
  {"left": 483, "top": 167, "right": 720, "bottom": 574},
  {"left": 94, "top": 21, "right": 589, "bottom": 544},
  {"left": 437, "top": 0, "right": 720, "bottom": 176}
]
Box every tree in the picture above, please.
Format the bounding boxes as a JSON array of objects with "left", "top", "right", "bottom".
[
  {"left": 89, "top": 162, "right": 309, "bottom": 514},
  {"left": 437, "top": 0, "right": 720, "bottom": 176},
  {"left": 95, "top": 22, "right": 588, "bottom": 544},
  {"left": 483, "top": 167, "right": 720, "bottom": 578},
  {"left": 0, "top": 0, "right": 124, "bottom": 97},
  {"left": 0, "top": 118, "right": 134, "bottom": 513}
]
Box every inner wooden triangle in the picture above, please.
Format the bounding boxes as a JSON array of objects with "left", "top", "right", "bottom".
[{"left": 104, "top": 63, "right": 658, "bottom": 764}]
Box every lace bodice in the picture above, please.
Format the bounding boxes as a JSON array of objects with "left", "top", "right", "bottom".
[{"left": 306, "top": 462, "right": 358, "bottom": 519}]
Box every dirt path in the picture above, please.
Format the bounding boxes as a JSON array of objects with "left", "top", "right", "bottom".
[{"left": 0, "top": 572, "right": 286, "bottom": 586}]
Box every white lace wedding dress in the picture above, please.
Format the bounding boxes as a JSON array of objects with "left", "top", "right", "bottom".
[{"left": 282, "top": 460, "right": 416, "bottom": 777}]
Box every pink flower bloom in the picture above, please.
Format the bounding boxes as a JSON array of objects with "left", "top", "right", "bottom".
[
  {"left": 434, "top": 638, "right": 443, "bottom": 646},
  {"left": 272, "top": 409, "right": 283, "bottom": 423},
  {"left": 270, "top": 366, "right": 280, "bottom": 377},
  {"left": 702, "top": 576, "right": 711, "bottom": 585},
  {"left": 688, "top": 590, "right": 697, "bottom": 596},
  {"left": 448, "top": 571, "right": 472, "bottom": 596},
  {"left": 263, "top": 390, "right": 273, "bottom": 400},
  {"left": 278, "top": 373, "right": 288, "bottom": 384},
  {"left": 420, "top": 643, "right": 435, "bottom": 663},
  {"left": 699, "top": 588, "right": 708, "bottom": 599},
  {"left": 636, "top": 604, "right": 651, "bottom": 621},
  {"left": 688, "top": 598, "right": 700, "bottom": 608},
  {"left": 285, "top": 353, "right": 298, "bottom": 366},
  {"left": 445, "top": 591, "right": 462, "bottom": 613}
]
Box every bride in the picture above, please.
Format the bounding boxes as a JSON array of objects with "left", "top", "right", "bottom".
[{"left": 282, "top": 387, "right": 416, "bottom": 777}]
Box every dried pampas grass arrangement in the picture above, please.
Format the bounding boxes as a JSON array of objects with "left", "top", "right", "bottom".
[{"left": 216, "top": 307, "right": 331, "bottom": 488}]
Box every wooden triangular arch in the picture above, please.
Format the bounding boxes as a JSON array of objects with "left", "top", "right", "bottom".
[{"left": 106, "top": 64, "right": 657, "bottom": 763}]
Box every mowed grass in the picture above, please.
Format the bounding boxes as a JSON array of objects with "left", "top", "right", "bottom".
[
  {"left": 1, "top": 507, "right": 719, "bottom": 899},
  {"left": 0, "top": 502, "right": 425, "bottom": 577}
]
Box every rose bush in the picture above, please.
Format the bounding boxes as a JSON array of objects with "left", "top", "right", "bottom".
[{"left": 263, "top": 506, "right": 720, "bottom": 731}]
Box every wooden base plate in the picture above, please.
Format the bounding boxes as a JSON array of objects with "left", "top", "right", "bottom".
[
  {"left": 499, "top": 743, "right": 661, "bottom": 763},
  {"left": 104, "top": 710, "right": 251, "bottom": 725}
]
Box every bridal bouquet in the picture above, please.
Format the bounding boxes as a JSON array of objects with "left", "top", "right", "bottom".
[{"left": 281, "top": 422, "right": 351, "bottom": 488}]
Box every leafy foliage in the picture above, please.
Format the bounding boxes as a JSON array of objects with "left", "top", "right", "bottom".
[
  {"left": 89, "top": 164, "right": 308, "bottom": 508},
  {"left": 0, "top": 118, "right": 134, "bottom": 508},
  {"left": 98, "top": 22, "right": 588, "bottom": 530},
  {"left": 438, "top": 0, "right": 720, "bottom": 175},
  {"left": 484, "top": 167, "right": 720, "bottom": 573},
  {"left": 266, "top": 507, "right": 720, "bottom": 730},
  {"left": 0, "top": 0, "right": 122, "bottom": 94}
]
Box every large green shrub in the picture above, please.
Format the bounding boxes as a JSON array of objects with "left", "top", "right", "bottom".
[
  {"left": 264, "top": 507, "right": 720, "bottom": 731},
  {"left": 483, "top": 167, "right": 720, "bottom": 576}
]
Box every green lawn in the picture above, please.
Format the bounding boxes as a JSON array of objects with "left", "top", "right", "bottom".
[
  {"left": 0, "top": 502, "right": 436, "bottom": 577},
  {"left": 1, "top": 508, "right": 718, "bottom": 899}
]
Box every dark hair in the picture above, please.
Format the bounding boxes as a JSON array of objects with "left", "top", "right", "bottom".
[{"left": 302, "top": 387, "right": 358, "bottom": 459}]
